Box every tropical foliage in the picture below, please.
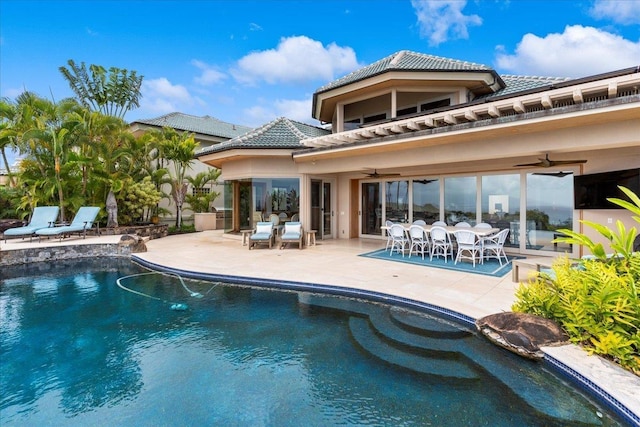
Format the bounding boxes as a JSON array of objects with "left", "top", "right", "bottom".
[
  {"left": 185, "top": 169, "right": 221, "bottom": 213},
  {"left": 1, "top": 61, "right": 222, "bottom": 229},
  {"left": 513, "top": 187, "right": 640, "bottom": 375},
  {"left": 59, "top": 60, "right": 143, "bottom": 119}
]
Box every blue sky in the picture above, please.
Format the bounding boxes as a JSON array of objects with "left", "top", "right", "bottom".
[{"left": 1, "top": 0, "right": 639, "bottom": 140}]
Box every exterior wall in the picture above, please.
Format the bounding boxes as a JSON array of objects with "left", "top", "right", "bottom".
[{"left": 219, "top": 157, "right": 300, "bottom": 180}]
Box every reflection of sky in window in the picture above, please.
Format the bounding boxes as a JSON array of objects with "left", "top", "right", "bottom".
[
  {"left": 527, "top": 173, "right": 574, "bottom": 224},
  {"left": 401, "top": 174, "right": 574, "bottom": 224},
  {"left": 482, "top": 175, "right": 520, "bottom": 213},
  {"left": 413, "top": 180, "right": 439, "bottom": 206},
  {"left": 445, "top": 177, "right": 476, "bottom": 211}
]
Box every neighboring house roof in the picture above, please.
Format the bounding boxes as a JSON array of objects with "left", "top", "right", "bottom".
[
  {"left": 130, "top": 112, "right": 253, "bottom": 139},
  {"left": 316, "top": 50, "right": 498, "bottom": 94},
  {"left": 197, "top": 117, "right": 330, "bottom": 156}
]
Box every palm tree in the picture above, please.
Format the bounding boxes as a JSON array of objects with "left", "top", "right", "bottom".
[
  {"left": 19, "top": 95, "right": 82, "bottom": 221},
  {"left": 160, "top": 128, "right": 198, "bottom": 228},
  {"left": 185, "top": 168, "right": 221, "bottom": 213},
  {"left": 59, "top": 60, "right": 143, "bottom": 119},
  {"left": 0, "top": 97, "right": 19, "bottom": 187}
]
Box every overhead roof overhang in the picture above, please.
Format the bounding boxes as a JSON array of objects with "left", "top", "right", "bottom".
[{"left": 196, "top": 148, "right": 295, "bottom": 169}]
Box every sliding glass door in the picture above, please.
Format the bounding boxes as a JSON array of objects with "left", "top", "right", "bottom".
[
  {"left": 525, "top": 172, "right": 574, "bottom": 253},
  {"left": 481, "top": 174, "right": 520, "bottom": 249},
  {"left": 361, "top": 182, "right": 381, "bottom": 235},
  {"left": 444, "top": 176, "right": 476, "bottom": 225},
  {"left": 359, "top": 172, "right": 576, "bottom": 255}
]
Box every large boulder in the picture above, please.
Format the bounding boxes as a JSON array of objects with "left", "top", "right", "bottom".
[
  {"left": 476, "top": 312, "right": 569, "bottom": 359},
  {"left": 118, "top": 235, "right": 147, "bottom": 254}
]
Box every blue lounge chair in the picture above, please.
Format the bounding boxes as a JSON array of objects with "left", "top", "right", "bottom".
[
  {"left": 36, "top": 207, "right": 100, "bottom": 241},
  {"left": 249, "top": 221, "right": 275, "bottom": 249},
  {"left": 3, "top": 206, "right": 60, "bottom": 242},
  {"left": 280, "top": 221, "right": 304, "bottom": 249}
]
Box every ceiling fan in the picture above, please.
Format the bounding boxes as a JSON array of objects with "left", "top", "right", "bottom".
[
  {"left": 363, "top": 169, "right": 402, "bottom": 178},
  {"left": 515, "top": 154, "right": 587, "bottom": 168},
  {"left": 532, "top": 171, "right": 574, "bottom": 178}
]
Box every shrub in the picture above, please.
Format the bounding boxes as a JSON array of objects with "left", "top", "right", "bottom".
[
  {"left": 512, "top": 186, "right": 640, "bottom": 375},
  {"left": 119, "top": 177, "right": 163, "bottom": 225}
]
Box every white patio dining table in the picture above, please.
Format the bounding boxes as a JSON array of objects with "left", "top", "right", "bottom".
[{"left": 381, "top": 223, "right": 500, "bottom": 237}]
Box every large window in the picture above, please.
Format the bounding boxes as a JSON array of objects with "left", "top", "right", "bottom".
[
  {"left": 224, "top": 178, "right": 300, "bottom": 232},
  {"left": 385, "top": 180, "right": 409, "bottom": 223},
  {"left": 412, "top": 179, "right": 440, "bottom": 223},
  {"left": 444, "top": 176, "right": 476, "bottom": 225},
  {"left": 525, "top": 173, "right": 574, "bottom": 252},
  {"left": 481, "top": 174, "right": 520, "bottom": 248},
  {"left": 364, "top": 171, "right": 575, "bottom": 255}
]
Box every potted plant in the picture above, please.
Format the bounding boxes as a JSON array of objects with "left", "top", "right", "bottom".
[{"left": 186, "top": 169, "right": 221, "bottom": 231}]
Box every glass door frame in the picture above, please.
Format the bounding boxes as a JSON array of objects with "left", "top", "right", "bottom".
[
  {"left": 519, "top": 170, "right": 578, "bottom": 257},
  {"left": 360, "top": 180, "right": 382, "bottom": 237},
  {"left": 357, "top": 171, "right": 579, "bottom": 255},
  {"left": 310, "top": 178, "right": 335, "bottom": 240}
]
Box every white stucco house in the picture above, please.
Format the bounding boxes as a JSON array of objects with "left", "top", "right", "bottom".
[{"left": 194, "top": 50, "right": 639, "bottom": 258}]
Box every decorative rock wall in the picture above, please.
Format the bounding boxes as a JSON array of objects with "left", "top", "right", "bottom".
[
  {"left": 0, "top": 235, "right": 148, "bottom": 267},
  {"left": 100, "top": 224, "right": 168, "bottom": 239}
]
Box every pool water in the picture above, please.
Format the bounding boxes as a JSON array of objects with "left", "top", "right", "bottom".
[{"left": 0, "top": 259, "right": 627, "bottom": 426}]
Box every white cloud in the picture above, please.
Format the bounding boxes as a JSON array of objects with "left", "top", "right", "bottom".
[
  {"left": 242, "top": 97, "right": 316, "bottom": 127},
  {"left": 139, "top": 77, "right": 194, "bottom": 114},
  {"left": 230, "top": 36, "right": 360, "bottom": 85},
  {"left": 411, "top": 0, "right": 482, "bottom": 46},
  {"left": 590, "top": 0, "right": 640, "bottom": 25},
  {"left": 273, "top": 98, "right": 314, "bottom": 124},
  {"left": 495, "top": 25, "right": 640, "bottom": 78},
  {"left": 242, "top": 105, "right": 274, "bottom": 127},
  {"left": 249, "top": 23, "right": 262, "bottom": 31},
  {"left": 191, "top": 60, "right": 227, "bottom": 86}
]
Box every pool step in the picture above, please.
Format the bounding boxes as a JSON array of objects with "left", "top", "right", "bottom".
[
  {"left": 306, "top": 294, "right": 604, "bottom": 425},
  {"left": 368, "top": 309, "right": 469, "bottom": 354},
  {"left": 389, "top": 306, "right": 474, "bottom": 339},
  {"left": 348, "top": 316, "right": 480, "bottom": 382},
  {"left": 298, "top": 292, "right": 374, "bottom": 316},
  {"left": 370, "top": 308, "right": 603, "bottom": 426}
]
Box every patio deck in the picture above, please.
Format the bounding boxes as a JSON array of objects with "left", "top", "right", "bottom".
[{"left": 1, "top": 230, "right": 638, "bottom": 423}]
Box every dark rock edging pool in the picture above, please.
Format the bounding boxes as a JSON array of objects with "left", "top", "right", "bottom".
[{"left": 0, "top": 235, "right": 147, "bottom": 267}]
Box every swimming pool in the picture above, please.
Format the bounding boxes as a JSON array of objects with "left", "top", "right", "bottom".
[{"left": 0, "top": 258, "right": 629, "bottom": 426}]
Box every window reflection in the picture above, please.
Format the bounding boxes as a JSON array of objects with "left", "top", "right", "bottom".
[
  {"left": 526, "top": 173, "right": 574, "bottom": 252},
  {"left": 224, "top": 178, "right": 300, "bottom": 232},
  {"left": 412, "top": 179, "right": 440, "bottom": 223},
  {"left": 482, "top": 174, "right": 520, "bottom": 248},
  {"left": 444, "top": 176, "right": 476, "bottom": 225},
  {"left": 385, "top": 181, "right": 409, "bottom": 223}
]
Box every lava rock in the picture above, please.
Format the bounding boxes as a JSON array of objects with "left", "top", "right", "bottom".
[{"left": 476, "top": 312, "right": 569, "bottom": 359}]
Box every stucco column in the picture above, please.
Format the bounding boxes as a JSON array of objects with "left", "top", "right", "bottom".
[
  {"left": 336, "top": 103, "right": 344, "bottom": 132},
  {"left": 391, "top": 88, "right": 397, "bottom": 118}
]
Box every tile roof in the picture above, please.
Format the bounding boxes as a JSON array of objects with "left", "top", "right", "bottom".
[
  {"left": 481, "top": 75, "right": 572, "bottom": 99},
  {"left": 197, "top": 117, "right": 330, "bottom": 155},
  {"left": 316, "top": 50, "right": 495, "bottom": 93},
  {"left": 131, "top": 112, "right": 253, "bottom": 139}
]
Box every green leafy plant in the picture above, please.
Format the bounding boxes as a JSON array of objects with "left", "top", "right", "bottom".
[
  {"left": 118, "top": 176, "right": 163, "bottom": 224},
  {"left": 513, "top": 186, "right": 640, "bottom": 375},
  {"left": 185, "top": 169, "right": 221, "bottom": 213}
]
